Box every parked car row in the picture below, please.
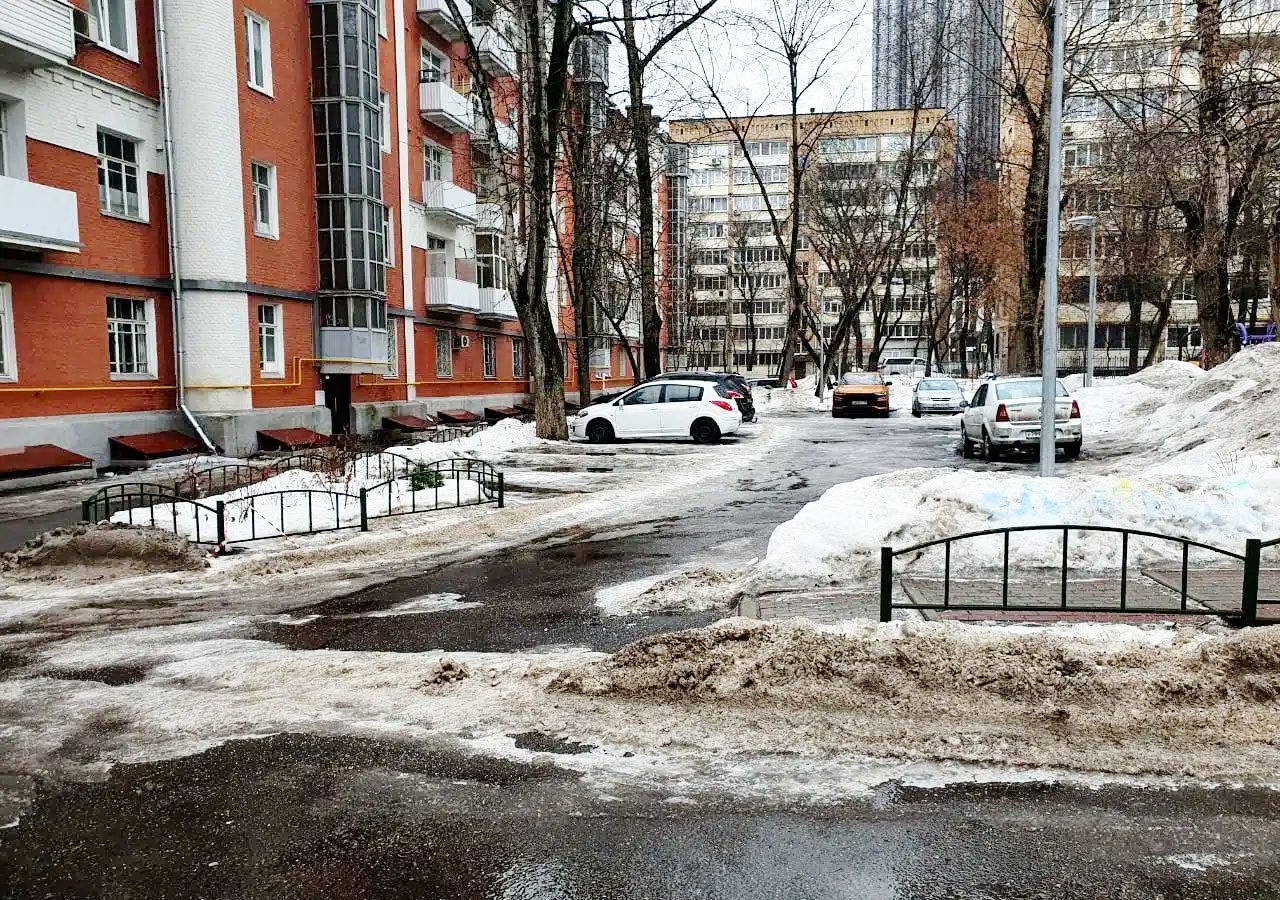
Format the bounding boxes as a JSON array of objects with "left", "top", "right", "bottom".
[{"left": 570, "top": 371, "right": 755, "bottom": 444}]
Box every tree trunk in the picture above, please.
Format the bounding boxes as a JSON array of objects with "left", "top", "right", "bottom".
[{"left": 622, "top": 0, "right": 662, "bottom": 380}]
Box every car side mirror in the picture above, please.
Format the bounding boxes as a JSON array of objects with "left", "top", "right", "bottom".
[
  {"left": 960, "top": 399, "right": 969, "bottom": 408},
  {"left": 885, "top": 380, "right": 893, "bottom": 386}
]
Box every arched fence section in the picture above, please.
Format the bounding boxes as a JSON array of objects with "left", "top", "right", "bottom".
[
  {"left": 880, "top": 524, "right": 1265, "bottom": 624},
  {"left": 82, "top": 456, "right": 504, "bottom": 549}
]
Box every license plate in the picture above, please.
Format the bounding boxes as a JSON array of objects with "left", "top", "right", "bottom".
[{"left": 1025, "top": 430, "right": 1040, "bottom": 440}]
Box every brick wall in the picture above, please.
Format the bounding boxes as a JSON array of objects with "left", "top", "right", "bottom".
[{"left": 248, "top": 295, "right": 319, "bottom": 409}]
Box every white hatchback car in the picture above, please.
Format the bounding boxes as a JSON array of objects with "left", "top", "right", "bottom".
[
  {"left": 960, "top": 376, "right": 1082, "bottom": 461},
  {"left": 571, "top": 379, "right": 743, "bottom": 444}
]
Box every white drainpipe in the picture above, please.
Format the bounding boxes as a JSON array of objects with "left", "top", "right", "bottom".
[{"left": 153, "top": 0, "right": 216, "bottom": 453}]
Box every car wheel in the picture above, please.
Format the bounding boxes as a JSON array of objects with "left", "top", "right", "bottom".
[
  {"left": 690, "top": 418, "right": 721, "bottom": 444},
  {"left": 961, "top": 426, "right": 975, "bottom": 458},
  {"left": 585, "top": 419, "right": 614, "bottom": 444},
  {"left": 1063, "top": 440, "right": 1082, "bottom": 460},
  {"left": 911, "top": 403, "right": 921, "bottom": 418},
  {"left": 982, "top": 429, "right": 1002, "bottom": 462}
]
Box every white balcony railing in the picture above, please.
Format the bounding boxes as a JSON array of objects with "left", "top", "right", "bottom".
[
  {"left": 423, "top": 180, "right": 477, "bottom": 225},
  {"left": 427, "top": 275, "right": 481, "bottom": 313},
  {"left": 419, "top": 78, "right": 473, "bottom": 134},
  {"left": 471, "top": 24, "right": 516, "bottom": 77},
  {"left": 474, "top": 201, "right": 504, "bottom": 232},
  {"left": 416, "top": 0, "right": 470, "bottom": 41},
  {"left": 0, "top": 175, "right": 80, "bottom": 253},
  {"left": 478, "top": 287, "right": 517, "bottom": 318},
  {"left": 473, "top": 119, "right": 518, "bottom": 154},
  {"left": 0, "top": 0, "right": 75, "bottom": 69}
]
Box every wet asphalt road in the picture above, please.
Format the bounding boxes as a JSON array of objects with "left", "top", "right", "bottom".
[
  {"left": 257, "top": 410, "right": 961, "bottom": 654},
  {"left": 8, "top": 410, "right": 1275, "bottom": 898}
]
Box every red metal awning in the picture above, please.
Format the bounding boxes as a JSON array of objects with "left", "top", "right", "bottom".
[
  {"left": 383, "top": 414, "right": 437, "bottom": 431},
  {"left": 108, "top": 430, "right": 204, "bottom": 460},
  {"left": 0, "top": 444, "right": 94, "bottom": 479},
  {"left": 484, "top": 406, "right": 521, "bottom": 421},
  {"left": 437, "top": 408, "right": 482, "bottom": 424},
  {"left": 257, "top": 428, "right": 331, "bottom": 451}
]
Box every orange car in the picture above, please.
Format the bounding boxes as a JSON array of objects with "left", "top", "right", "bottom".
[{"left": 832, "top": 372, "right": 891, "bottom": 418}]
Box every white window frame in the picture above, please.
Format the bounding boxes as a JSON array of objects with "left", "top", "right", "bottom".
[
  {"left": 251, "top": 162, "right": 279, "bottom": 239},
  {"left": 106, "top": 296, "right": 157, "bottom": 380},
  {"left": 436, "top": 328, "right": 453, "bottom": 377},
  {"left": 482, "top": 335, "right": 497, "bottom": 378},
  {"left": 0, "top": 283, "right": 15, "bottom": 382},
  {"left": 257, "top": 303, "right": 284, "bottom": 377},
  {"left": 97, "top": 129, "right": 146, "bottom": 222},
  {"left": 88, "top": 0, "right": 139, "bottom": 61},
  {"left": 424, "top": 142, "right": 447, "bottom": 182},
  {"left": 512, "top": 339, "right": 525, "bottom": 378},
  {"left": 421, "top": 45, "right": 446, "bottom": 82},
  {"left": 0, "top": 105, "right": 8, "bottom": 179},
  {"left": 380, "top": 91, "right": 391, "bottom": 153},
  {"left": 245, "top": 12, "right": 273, "bottom": 96},
  {"left": 383, "top": 208, "right": 395, "bottom": 267}
]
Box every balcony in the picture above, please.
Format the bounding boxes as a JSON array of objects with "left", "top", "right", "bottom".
[
  {"left": 472, "top": 119, "right": 517, "bottom": 154},
  {"left": 416, "top": 0, "right": 470, "bottom": 41},
  {"left": 423, "top": 180, "right": 477, "bottom": 225},
  {"left": 426, "top": 259, "right": 480, "bottom": 313},
  {"left": 0, "top": 175, "right": 80, "bottom": 253},
  {"left": 419, "top": 76, "right": 473, "bottom": 133},
  {"left": 471, "top": 24, "right": 515, "bottom": 77},
  {"left": 478, "top": 287, "right": 517, "bottom": 319},
  {"left": 0, "top": 0, "right": 75, "bottom": 69},
  {"left": 475, "top": 200, "right": 503, "bottom": 231}
]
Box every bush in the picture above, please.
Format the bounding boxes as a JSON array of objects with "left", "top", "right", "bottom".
[{"left": 409, "top": 464, "right": 445, "bottom": 491}]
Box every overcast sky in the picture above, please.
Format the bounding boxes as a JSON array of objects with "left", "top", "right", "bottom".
[{"left": 595, "top": 0, "right": 875, "bottom": 124}]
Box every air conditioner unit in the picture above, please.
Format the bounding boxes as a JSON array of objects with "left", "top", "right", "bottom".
[
  {"left": 709, "top": 158, "right": 723, "bottom": 167},
  {"left": 453, "top": 334, "right": 471, "bottom": 351}
]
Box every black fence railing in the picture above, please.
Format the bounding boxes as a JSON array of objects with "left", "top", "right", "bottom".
[
  {"left": 86, "top": 457, "right": 504, "bottom": 549},
  {"left": 880, "top": 524, "right": 1261, "bottom": 625}
]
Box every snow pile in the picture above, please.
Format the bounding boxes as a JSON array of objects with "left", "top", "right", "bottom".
[
  {"left": 756, "top": 376, "right": 832, "bottom": 414},
  {"left": 1, "top": 524, "right": 208, "bottom": 577},
  {"left": 759, "top": 466, "right": 1280, "bottom": 581},
  {"left": 594, "top": 566, "right": 741, "bottom": 616},
  {"left": 389, "top": 420, "right": 540, "bottom": 464},
  {"left": 1072, "top": 345, "right": 1280, "bottom": 474}
]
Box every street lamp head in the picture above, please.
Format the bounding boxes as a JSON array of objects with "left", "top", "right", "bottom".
[{"left": 1067, "top": 215, "right": 1098, "bottom": 228}]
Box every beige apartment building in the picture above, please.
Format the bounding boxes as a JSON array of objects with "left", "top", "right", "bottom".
[{"left": 667, "top": 108, "right": 951, "bottom": 377}]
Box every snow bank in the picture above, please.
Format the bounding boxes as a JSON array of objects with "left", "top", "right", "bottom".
[
  {"left": 594, "top": 566, "right": 741, "bottom": 616},
  {"left": 761, "top": 466, "right": 1280, "bottom": 581},
  {"left": 388, "top": 420, "right": 541, "bottom": 464},
  {"left": 757, "top": 376, "right": 832, "bottom": 414}
]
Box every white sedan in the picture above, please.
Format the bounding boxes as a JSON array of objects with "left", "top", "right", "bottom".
[
  {"left": 960, "top": 376, "right": 1082, "bottom": 461},
  {"left": 571, "top": 379, "right": 743, "bottom": 443}
]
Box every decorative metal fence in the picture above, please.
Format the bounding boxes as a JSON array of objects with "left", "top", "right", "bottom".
[
  {"left": 880, "top": 524, "right": 1260, "bottom": 624},
  {"left": 84, "top": 457, "right": 504, "bottom": 549}
]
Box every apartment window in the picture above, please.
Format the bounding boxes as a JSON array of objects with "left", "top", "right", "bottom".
[
  {"left": 690, "top": 143, "right": 728, "bottom": 159},
  {"left": 385, "top": 320, "right": 398, "bottom": 377},
  {"left": 88, "top": 0, "right": 135, "bottom": 57},
  {"left": 251, "top": 162, "right": 278, "bottom": 238},
  {"left": 689, "top": 170, "right": 728, "bottom": 186},
  {"left": 742, "top": 140, "right": 788, "bottom": 157},
  {"left": 106, "top": 296, "right": 155, "bottom": 377},
  {"left": 477, "top": 234, "right": 505, "bottom": 289},
  {"left": 690, "top": 196, "right": 728, "bottom": 214},
  {"left": 425, "top": 143, "right": 446, "bottom": 182},
  {"left": 482, "top": 335, "right": 497, "bottom": 378},
  {"left": 1063, "top": 143, "right": 1102, "bottom": 169},
  {"left": 733, "top": 195, "right": 769, "bottom": 212},
  {"left": 380, "top": 92, "right": 391, "bottom": 153},
  {"left": 0, "top": 283, "right": 14, "bottom": 381},
  {"left": 97, "top": 131, "right": 141, "bottom": 219},
  {"left": 436, "top": 328, "right": 453, "bottom": 376},
  {"left": 421, "top": 46, "right": 445, "bottom": 82},
  {"left": 257, "top": 303, "right": 283, "bottom": 375},
  {"left": 513, "top": 339, "right": 526, "bottom": 378},
  {"left": 245, "top": 12, "right": 273, "bottom": 94},
  {"left": 821, "top": 136, "right": 876, "bottom": 155}
]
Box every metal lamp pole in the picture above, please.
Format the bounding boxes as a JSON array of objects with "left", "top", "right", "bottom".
[
  {"left": 1039, "top": 0, "right": 1067, "bottom": 478},
  {"left": 1067, "top": 215, "right": 1099, "bottom": 387}
]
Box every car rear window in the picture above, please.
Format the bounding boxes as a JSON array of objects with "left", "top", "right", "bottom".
[
  {"left": 918, "top": 379, "right": 958, "bottom": 391},
  {"left": 662, "top": 384, "right": 702, "bottom": 402},
  {"left": 996, "top": 380, "right": 1068, "bottom": 400}
]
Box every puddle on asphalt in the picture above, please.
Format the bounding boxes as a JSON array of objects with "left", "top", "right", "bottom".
[{"left": 511, "top": 731, "right": 597, "bottom": 755}]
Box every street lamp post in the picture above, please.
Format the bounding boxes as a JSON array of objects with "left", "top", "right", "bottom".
[
  {"left": 1039, "top": 0, "right": 1067, "bottom": 478},
  {"left": 1068, "top": 215, "right": 1099, "bottom": 387}
]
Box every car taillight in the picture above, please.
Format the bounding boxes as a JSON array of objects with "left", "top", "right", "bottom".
[
  {"left": 1071, "top": 400, "right": 1081, "bottom": 419},
  {"left": 995, "top": 404, "right": 1010, "bottom": 422},
  {"left": 726, "top": 390, "right": 743, "bottom": 399},
  {"left": 710, "top": 400, "right": 734, "bottom": 411}
]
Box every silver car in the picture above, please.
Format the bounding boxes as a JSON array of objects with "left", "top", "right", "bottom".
[
  {"left": 960, "top": 377, "right": 1083, "bottom": 461},
  {"left": 911, "top": 377, "right": 967, "bottom": 417}
]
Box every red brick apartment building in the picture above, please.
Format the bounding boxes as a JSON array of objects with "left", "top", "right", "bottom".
[{"left": 0, "top": 0, "right": 645, "bottom": 475}]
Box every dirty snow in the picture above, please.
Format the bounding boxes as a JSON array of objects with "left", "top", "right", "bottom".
[
  {"left": 348, "top": 593, "right": 480, "bottom": 617},
  {"left": 594, "top": 566, "right": 742, "bottom": 616},
  {"left": 759, "top": 346, "right": 1280, "bottom": 583}
]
